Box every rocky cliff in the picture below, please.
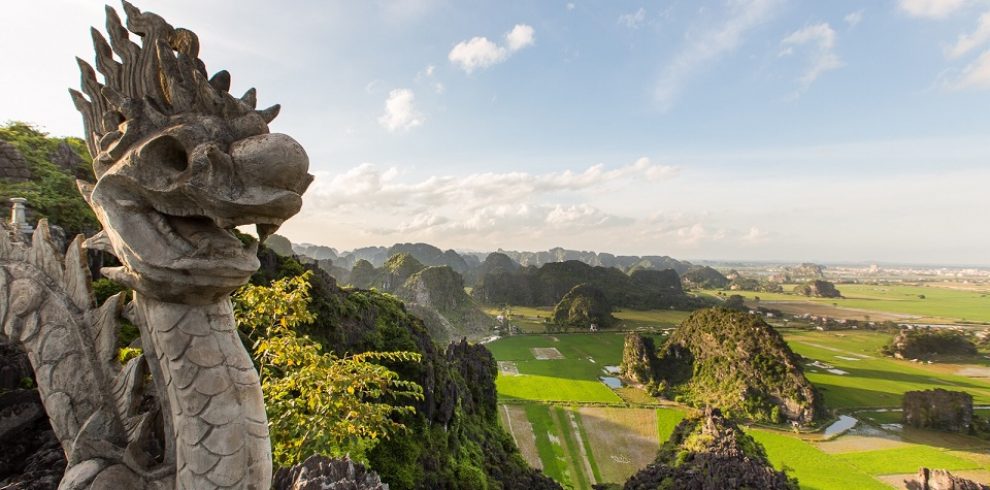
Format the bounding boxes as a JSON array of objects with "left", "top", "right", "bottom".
[
  {"left": 651, "top": 308, "right": 823, "bottom": 424},
  {"left": 794, "top": 280, "right": 841, "bottom": 298},
  {"left": 884, "top": 329, "right": 978, "bottom": 360},
  {"left": 903, "top": 389, "right": 974, "bottom": 433},
  {"left": 551, "top": 283, "right": 616, "bottom": 328},
  {"left": 398, "top": 266, "right": 492, "bottom": 343},
  {"left": 623, "top": 408, "right": 798, "bottom": 490},
  {"left": 472, "top": 259, "right": 703, "bottom": 310}
]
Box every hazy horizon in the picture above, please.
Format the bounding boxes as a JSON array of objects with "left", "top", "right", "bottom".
[{"left": 5, "top": 0, "right": 989, "bottom": 265}]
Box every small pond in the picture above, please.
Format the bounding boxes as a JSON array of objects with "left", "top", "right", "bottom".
[
  {"left": 603, "top": 365, "right": 621, "bottom": 375},
  {"left": 824, "top": 415, "right": 858, "bottom": 438},
  {"left": 600, "top": 376, "right": 622, "bottom": 389}
]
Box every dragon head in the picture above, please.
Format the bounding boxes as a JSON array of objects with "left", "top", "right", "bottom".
[{"left": 71, "top": 2, "right": 312, "bottom": 304}]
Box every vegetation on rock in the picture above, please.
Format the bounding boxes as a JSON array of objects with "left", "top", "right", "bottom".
[
  {"left": 248, "top": 248, "right": 557, "bottom": 488},
  {"left": 623, "top": 408, "right": 799, "bottom": 490},
  {"left": 551, "top": 283, "right": 616, "bottom": 328},
  {"left": 234, "top": 271, "right": 424, "bottom": 466},
  {"left": 794, "top": 280, "right": 841, "bottom": 298},
  {"left": 681, "top": 266, "right": 730, "bottom": 289},
  {"left": 0, "top": 122, "right": 97, "bottom": 238},
  {"left": 646, "top": 308, "right": 823, "bottom": 424},
  {"left": 473, "top": 259, "right": 704, "bottom": 310},
  {"left": 883, "top": 328, "right": 978, "bottom": 359}
]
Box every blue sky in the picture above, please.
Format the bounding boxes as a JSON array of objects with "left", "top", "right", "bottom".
[{"left": 3, "top": 0, "right": 989, "bottom": 264}]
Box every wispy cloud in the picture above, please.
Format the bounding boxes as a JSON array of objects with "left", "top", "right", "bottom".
[
  {"left": 844, "top": 10, "right": 864, "bottom": 27},
  {"left": 311, "top": 157, "right": 679, "bottom": 212},
  {"left": 449, "top": 24, "right": 535, "bottom": 73},
  {"left": 654, "top": 0, "right": 781, "bottom": 109},
  {"left": 945, "top": 48, "right": 990, "bottom": 89},
  {"left": 946, "top": 11, "right": 990, "bottom": 59},
  {"left": 618, "top": 8, "right": 647, "bottom": 29},
  {"left": 378, "top": 89, "right": 424, "bottom": 132},
  {"left": 898, "top": 0, "right": 969, "bottom": 19},
  {"left": 779, "top": 23, "right": 843, "bottom": 92}
]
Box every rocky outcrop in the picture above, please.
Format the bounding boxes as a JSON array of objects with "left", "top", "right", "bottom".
[
  {"left": 681, "top": 266, "right": 730, "bottom": 289},
  {"left": 624, "top": 408, "right": 798, "bottom": 490},
  {"left": 265, "top": 234, "right": 296, "bottom": 257},
  {"left": 472, "top": 259, "right": 702, "bottom": 310},
  {"left": 47, "top": 141, "right": 87, "bottom": 179},
  {"left": 886, "top": 329, "right": 979, "bottom": 360},
  {"left": 794, "top": 280, "right": 841, "bottom": 298},
  {"left": 272, "top": 455, "right": 388, "bottom": 490},
  {"left": 398, "top": 266, "right": 492, "bottom": 342},
  {"left": 621, "top": 333, "right": 657, "bottom": 384},
  {"left": 903, "top": 389, "right": 974, "bottom": 433},
  {"left": 551, "top": 283, "right": 616, "bottom": 328},
  {"left": 0, "top": 140, "right": 31, "bottom": 182},
  {"left": 907, "top": 468, "right": 989, "bottom": 490},
  {"left": 654, "top": 308, "right": 823, "bottom": 424}
]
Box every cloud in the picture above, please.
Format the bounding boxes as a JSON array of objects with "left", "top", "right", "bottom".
[
  {"left": 378, "top": 89, "right": 424, "bottom": 132},
  {"left": 947, "top": 11, "right": 990, "bottom": 58},
  {"left": 898, "top": 0, "right": 969, "bottom": 18},
  {"left": 506, "top": 24, "right": 536, "bottom": 51},
  {"left": 449, "top": 24, "right": 535, "bottom": 73},
  {"left": 946, "top": 48, "right": 990, "bottom": 89},
  {"left": 654, "top": 0, "right": 781, "bottom": 109},
  {"left": 844, "top": 10, "right": 864, "bottom": 27},
  {"left": 618, "top": 8, "right": 647, "bottom": 29},
  {"left": 311, "top": 157, "right": 679, "bottom": 213},
  {"left": 566, "top": 3, "right": 576, "bottom": 11},
  {"left": 779, "top": 23, "right": 843, "bottom": 90}
]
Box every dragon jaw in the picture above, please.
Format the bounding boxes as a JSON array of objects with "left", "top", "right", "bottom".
[{"left": 83, "top": 120, "right": 312, "bottom": 304}]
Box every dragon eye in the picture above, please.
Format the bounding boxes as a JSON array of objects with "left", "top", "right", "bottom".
[{"left": 142, "top": 135, "right": 189, "bottom": 172}]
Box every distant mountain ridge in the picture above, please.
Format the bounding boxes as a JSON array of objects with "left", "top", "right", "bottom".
[{"left": 291, "top": 242, "right": 694, "bottom": 275}]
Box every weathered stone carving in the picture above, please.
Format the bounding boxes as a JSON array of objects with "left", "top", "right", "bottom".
[{"left": 0, "top": 1, "right": 311, "bottom": 488}]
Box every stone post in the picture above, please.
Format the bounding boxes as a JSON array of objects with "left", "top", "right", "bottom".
[{"left": 9, "top": 197, "right": 33, "bottom": 235}]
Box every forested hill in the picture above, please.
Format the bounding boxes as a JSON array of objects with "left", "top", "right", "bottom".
[{"left": 471, "top": 259, "right": 705, "bottom": 310}]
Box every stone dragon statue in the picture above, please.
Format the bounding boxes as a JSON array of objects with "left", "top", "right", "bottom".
[{"left": 0, "top": 2, "right": 311, "bottom": 488}]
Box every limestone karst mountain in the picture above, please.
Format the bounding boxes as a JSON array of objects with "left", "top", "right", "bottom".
[{"left": 624, "top": 308, "right": 824, "bottom": 424}]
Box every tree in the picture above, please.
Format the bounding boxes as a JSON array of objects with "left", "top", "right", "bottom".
[{"left": 233, "top": 271, "right": 424, "bottom": 467}]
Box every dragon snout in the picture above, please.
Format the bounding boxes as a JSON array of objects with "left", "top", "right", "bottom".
[{"left": 229, "top": 133, "right": 313, "bottom": 195}]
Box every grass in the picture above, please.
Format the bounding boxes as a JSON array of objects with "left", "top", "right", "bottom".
[
  {"left": 485, "top": 306, "right": 692, "bottom": 333},
  {"left": 656, "top": 408, "right": 686, "bottom": 442},
  {"left": 555, "top": 407, "right": 593, "bottom": 489},
  {"left": 497, "top": 374, "right": 622, "bottom": 403},
  {"left": 781, "top": 329, "right": 990, "bottom": 409},
  {"left": 746, "top": 428, "right": 889, "bottom": 490},
  {"left": 703, "top": 283, "right": 990, "bottom": 323},
  {"left": 489, "top": 333, "right": 640, "bottom": 403},
  {"left": 578, "top": 407, "right": 661, "bottom": 484},
  {"left": 833, "top": 445, "right": 981, "bottom": 475},
  {"left": 487, "top": 332, "right": 630, "bottom": 364},
  {"left": 572, "top": 408, "right": 603, "bottom": 483},
  {"left": 526, "top": 404, "right": 572, "bottom": 487}
]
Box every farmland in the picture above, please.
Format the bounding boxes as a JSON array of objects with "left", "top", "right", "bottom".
[
  {"left": 702, "top": 282, "right": 990, "bottom": 324},
  {"left": 490, "top": 325, "right": 990, "bottom": 489},
  {"left": 483, "top": 306, "right": 689, "bottom": 333}
]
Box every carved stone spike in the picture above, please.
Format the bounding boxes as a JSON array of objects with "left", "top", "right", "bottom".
[
  {"left": 65, "top": 235, "right": 95, "bottom": 311},
  {"left": 30, "top": 219, "right": 64, "bottom": 285},
  {"left": 90, "top": 291, "right": 126, "bottom": 375}
]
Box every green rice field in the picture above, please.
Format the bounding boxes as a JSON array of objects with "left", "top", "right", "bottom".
[
  {"left": 703, "top": 283, "right": 990, "bottom": 323},
  {"left": 490, "top": 325, "right": 990, "bottom": 489}
]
